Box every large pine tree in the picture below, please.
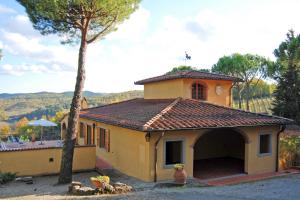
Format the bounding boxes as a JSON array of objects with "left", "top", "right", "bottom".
[{"left": 272, "top": 30, "right": 300, "bottom": 124}]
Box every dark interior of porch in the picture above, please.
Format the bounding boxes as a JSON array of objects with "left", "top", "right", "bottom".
[{"left": 194, "top": 129, "right": 246, "bottom": 180}]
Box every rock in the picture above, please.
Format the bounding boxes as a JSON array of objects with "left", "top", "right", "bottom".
[
  {"left": 74, "top": 186, "right": 96, "bottom": 196},
  {"left": 113, "top": 182, "right": 133, "bottom": 193},
  {"left": 16, "top": 177, "right": 33, "bottom": 182},
  {"left": 71, "top": 181, "right": 82, "bottom": 187},
  {"left": 68, "top": 184, "right": 81, "bottom": 193},
  {"left": 102, "top": 182, "right": 115, "bottom": 194}
]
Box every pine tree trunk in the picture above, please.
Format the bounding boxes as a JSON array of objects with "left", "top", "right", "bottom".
[
  {"left": 58, "top": 31, "right": 88, "bottom": 184},
  {"left": 245, "top": 83, "right": 250, "bottom": 111},
  {"left": 237, "top": 85, "right": 242, "bottom": 109}
]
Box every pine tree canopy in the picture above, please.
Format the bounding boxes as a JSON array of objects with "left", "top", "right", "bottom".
[{"left": 17, "top": 0, "right": 140, "bottom": 44}]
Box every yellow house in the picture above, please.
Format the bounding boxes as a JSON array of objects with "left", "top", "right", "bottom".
[{"left": 61, "top": 70, "right": 292, "bottom": 182}]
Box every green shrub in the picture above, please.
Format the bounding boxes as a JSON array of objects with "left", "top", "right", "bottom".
[{"left": 0, "top": 172, "right": 16, "bottom": 184}]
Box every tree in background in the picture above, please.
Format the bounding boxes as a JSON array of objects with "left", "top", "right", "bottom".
[
  {"left": 272, "top": 30, "right": 300, "bottom": 124},
  {"left": 212, "top": 53, "right": 272, "bottom": 110},
  {"left": 0, "top": 125, "right": 11, "bottom": 136},
  {"left": 0, "top": 109, "right": 8, "bottom": 121},
  {"left": 232, "top": 79, "right": 275, "bottom": 100},
  {"left": 166, "top": 65, "right": 210, "bottom": 75},
  {"left": 0, "top": 49, "right": 2, "bottom": 60},
  {"left": 18, "top": 0, "right": 140, "bottom": 184},
  {"left": 15, "top": 117, "right": 30, "bottom": 135}
]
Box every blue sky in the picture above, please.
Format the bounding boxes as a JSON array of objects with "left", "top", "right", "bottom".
[{"left": 1, "top": 0, "right": 300, "bottom": 93}]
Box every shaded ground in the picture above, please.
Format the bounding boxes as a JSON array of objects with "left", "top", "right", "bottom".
[
  {"left": 194, "top": 157, "right": 244, "bottom": 179},
  {"left": 1, "top": 171, "right": 300, "bottom": 200}
]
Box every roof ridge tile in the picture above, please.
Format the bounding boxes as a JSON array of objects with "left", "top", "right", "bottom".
[{"left": 143, "top": 98, "right": 181, "bottom": 130}]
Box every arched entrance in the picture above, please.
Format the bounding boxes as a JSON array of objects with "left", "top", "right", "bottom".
[{"left": 193, "top": 128, "right": 246, "bottom": 179}]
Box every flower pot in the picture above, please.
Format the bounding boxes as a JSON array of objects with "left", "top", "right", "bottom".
[
  {"left": 174, "top": 168, "right": 187, "bottom": 185},
  {"left": 91, "top": 179, "right": 103, "bottom": 188}
]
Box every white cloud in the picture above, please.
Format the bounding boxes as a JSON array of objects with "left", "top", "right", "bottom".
[
  {"left": 0, "top": 4, "right": 16, "bottom": 14},
  {"left": 5, "top": 15, "right": 40, "bottom": 38},
  {"left": 0, "top": 63, "right": 54, "bottom": 76},
  {"left": 2, "top": 1, "right": 300, "bottom": 93},
  {"left": 107, "top": 7, "right": 151, "bottom": 42}
]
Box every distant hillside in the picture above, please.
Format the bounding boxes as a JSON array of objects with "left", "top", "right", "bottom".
[
  {"left": 0, "top": 90, "right": 143, "bottom": 122},
  {"left": 0, "top": 91, "right": 105, "bottom": 99},
  {"left": 233, "top": 97, "right": 274, "bottom": 115}
]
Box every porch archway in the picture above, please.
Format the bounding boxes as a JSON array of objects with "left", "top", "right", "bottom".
[{"left": 193, "top": 128, "right": 246, "bottom": 179}]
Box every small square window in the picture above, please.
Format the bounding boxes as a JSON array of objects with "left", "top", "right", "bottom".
[
  {"left": 259, "top": 134, "right": 271, "bottom": 155},
  {"left": 165, "top": 140, "right": 183, "bottom": 165}
]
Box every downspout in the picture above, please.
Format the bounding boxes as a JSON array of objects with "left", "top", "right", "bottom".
[
  {"left": 154, "top": 131, "right": 165, "bottom": 182},
  {"left": 276, "top": 125, "right": 286, "bottom": 172}
]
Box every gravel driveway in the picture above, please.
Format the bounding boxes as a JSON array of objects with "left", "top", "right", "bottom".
[{"left": 1, "top": 172, "right": 300, "bottom": 200}]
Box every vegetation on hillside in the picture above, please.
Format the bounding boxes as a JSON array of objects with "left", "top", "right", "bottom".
[
  {"left": 233, "top": 97, "right": 274, "bottom": 114},
  {"left": 0, "top": 90, "right": 143, "bottom": 121}
]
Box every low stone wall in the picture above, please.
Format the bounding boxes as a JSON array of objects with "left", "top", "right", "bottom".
[{"left": 0, "top": 145, "right": 96, "bottom": 176}]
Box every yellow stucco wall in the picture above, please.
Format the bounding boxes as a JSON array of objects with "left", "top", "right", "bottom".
[
  {"left": 144, "top": 78, "right": 233, "bottom": 106},
  {"left": 244, "top": 126, "right": 279, "bottom": 174},
  {"left": 144, "top": 79, "right": 184, "bottom": 100},
  {"left": 0, "top": 146, "right": 96, "bottom": 176},
  {"left": 78, "top": 118, "right": 151, "bottom": 182}
]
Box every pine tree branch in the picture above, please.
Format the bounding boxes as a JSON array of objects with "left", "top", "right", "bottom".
[{"left": 86, "top": 15, "right": 117, "bottom": 44}]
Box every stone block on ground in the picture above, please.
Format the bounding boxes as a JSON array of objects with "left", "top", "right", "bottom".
[
  {"left": 74, "top": 186, "right": 96, "bottom": 196},
  {"left": 113, "top": 182, "right": 133, "bottom": 193},
  {"left": 71, "top": 181, "right": 82, "bottom": 187}
]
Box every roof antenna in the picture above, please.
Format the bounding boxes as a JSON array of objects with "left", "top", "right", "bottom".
[{"left": 184, "top": 51, "right": 191, "bottom": 65}]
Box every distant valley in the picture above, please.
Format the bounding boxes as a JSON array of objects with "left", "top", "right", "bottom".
[{"left": 0, "top": 90, "right": 143, "bottom": 123}]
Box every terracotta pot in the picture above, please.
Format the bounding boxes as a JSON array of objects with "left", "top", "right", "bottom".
[
  {"left": 174, "top": 168, "right": 187, "bottom": 185},
  {"left": 91, "top": 179, "right": 103, "bottom": 188}
]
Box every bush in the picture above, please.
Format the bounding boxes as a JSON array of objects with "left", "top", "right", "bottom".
[
  {"left": 279, "top": 135, "right": 300, "bottom": 169},
  {"left": 0, "top": 172, "right": 16, "bottom": 184}
]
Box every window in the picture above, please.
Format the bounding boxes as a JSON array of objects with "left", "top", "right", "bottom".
[
  {"left": 192, "top": 83, "right": 206, "bottom": 100},
  {"left": 79, "top": 123, "right": 84, "bottom": 138},
  {"left": 99, "top": 128, "right": 106, "bottom": 148},
  {"left": 86, "top": 125, "right": 92, "bottom": 145},
  {"left": 165, "top": 140, "right": 184, "bottom": 166},
  {"left": 97, "top": 127, "right": 110, "bottom": 152},
  {"left": 259, "top": 134, "right": 271, "bottom": 155}
]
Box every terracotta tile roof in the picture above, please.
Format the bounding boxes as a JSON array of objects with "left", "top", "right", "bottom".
[
  {"left": 0, "top": 140, "right": 94, "bottom": 152},
  {"left": 80, "top": 98, "right": 293, "bottom": 131},
  {"left": 134, "top": 70, "right": 242, "bottom": 85},
  {"left": 0, "top": 140, "right": 63, "bottom": 152}
]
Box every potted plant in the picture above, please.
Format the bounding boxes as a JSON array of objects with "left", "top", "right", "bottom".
[
  {"left": 90, "top": 176, "right": 110, "bottom": 188},
  {"left": 173, "top": 163, "right": 187, "bottom": 185}
]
